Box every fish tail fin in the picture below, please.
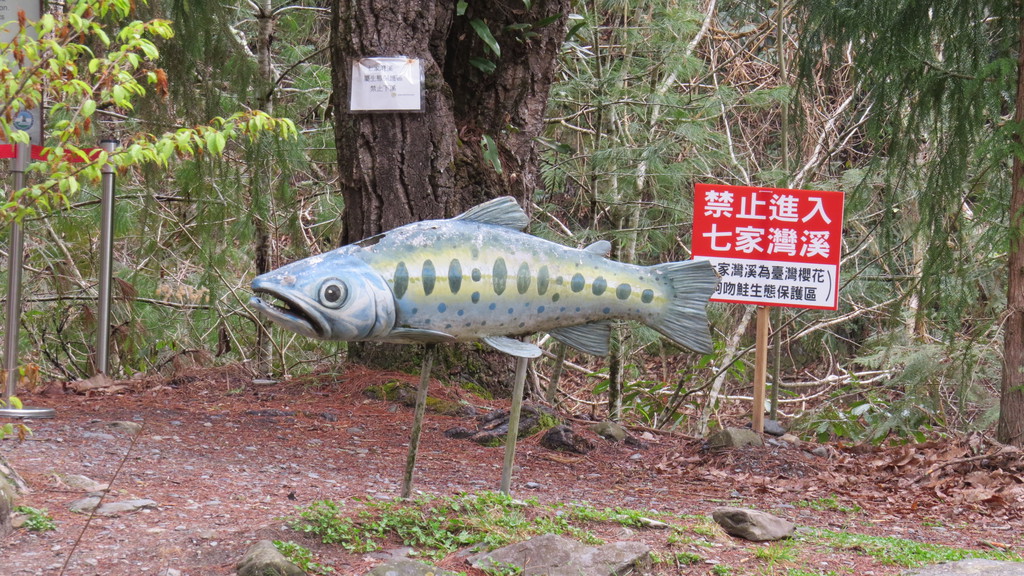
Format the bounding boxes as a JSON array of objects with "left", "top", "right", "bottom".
[{"left": 649, "top": 260, "right": 719, "bottom": 354}]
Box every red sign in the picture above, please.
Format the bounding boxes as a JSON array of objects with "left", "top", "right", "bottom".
[{"left": 692, "top": 183, "right": 844, "bottom": 310}]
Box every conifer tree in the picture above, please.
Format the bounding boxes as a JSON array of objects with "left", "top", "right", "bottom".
[{"left": 798, "top": 0, "right": 1024, "bottom": 445}]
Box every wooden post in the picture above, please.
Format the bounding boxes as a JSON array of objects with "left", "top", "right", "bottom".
[
  {"left": 401, "top": 344, "right": 435, "bottom": 499},
  {"left": 752, "top": 306, "right": 770, "bottom": 434},
  {"left": 500, "top": 354, "right": 529, "bottom": 494}
]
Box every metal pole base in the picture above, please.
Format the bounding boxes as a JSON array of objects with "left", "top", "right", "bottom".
[{"left": 0, "top": 407, "right": 55, "bottom": 419}]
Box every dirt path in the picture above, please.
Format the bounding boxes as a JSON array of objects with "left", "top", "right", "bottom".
[{"left": 1, "top": 366, "right": 1021, "bottom": 575}]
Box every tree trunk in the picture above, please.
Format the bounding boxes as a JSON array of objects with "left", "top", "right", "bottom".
[
  {"left": 329, "top": 0, "right": 569, "bottom": 378},
  {"left": 997, "top": 15, "right": 1024, "bottom": 447}
]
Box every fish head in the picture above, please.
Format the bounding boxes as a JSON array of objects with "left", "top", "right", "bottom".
[{"left": 249, "top": 249, "right": 395, "bottom": 341}]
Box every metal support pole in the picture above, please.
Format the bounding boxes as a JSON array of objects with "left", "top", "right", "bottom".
[
  {"left": 2, "top": 143, "right": 54, "bottom": 419},
  {"left": 4, "top": 143, "right": 28, "bottom": 403},
  {"left": 401, "top": 344, "right": 435, "bottom": 499},
  {"left": 95, "top": 139, "right": 117, "bottom": 375},
  {"left": 752, "top": 306, "right": 770, "bottom": 434},
  {"left": 500, "top": 354, "right": 529, "bottom": 495}
]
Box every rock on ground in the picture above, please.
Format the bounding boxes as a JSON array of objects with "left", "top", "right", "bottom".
[
  {"left": 0, "top": 466, "right": 15, "bottom": 539},
  {"left": 468, "top": 533, "right": 650, "bottom": 576},
  {"left": 706, "top": 427, "right": 764, "bottom": 450},
  {"left": 590, "top": 421, "right": 628, "bottom": 442},
  {"left": 236, "top": 540, "right": 305, "bottom": 576},
  {"left": 712, "top": 506, "right": 796, "bottom": 541},
  {"left": 540, "top": 425, "right": 595, "bottom": 454}
]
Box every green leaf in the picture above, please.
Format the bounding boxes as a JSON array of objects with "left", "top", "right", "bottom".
[
  {"left": 456, "top": 1, "right": 468, "bottom": 16},
  {"left": 81, "top": 99, "right": 96, "bottom": 117},
  {"left": 469, "top": 57, "right": 496, "bottom": 74},
  {"left": 470, "top": 19, "right": 500, "bottom": 58},
  {"left": 481, "top": 134, "right": 502, "bottom": 174}
]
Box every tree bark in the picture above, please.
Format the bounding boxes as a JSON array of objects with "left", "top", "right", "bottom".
[
  {"left": 330, "top": 0, "right": 567, "bottom": 239},
  {"left": 331, "top": 2, "right": 457, "bottom": 239},
  {"left": 997, "top": 13, "right": 1024, "bottom": 447},
  {"left": 330, "top": 0, "right": 569, "bottom": 376}
]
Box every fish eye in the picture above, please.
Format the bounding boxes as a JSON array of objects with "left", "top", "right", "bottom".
[{"left": 318, "top": 279, "right": 347, "bottom": 309}]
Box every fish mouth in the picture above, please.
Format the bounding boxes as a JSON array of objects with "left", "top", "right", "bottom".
[{"left": 249, "top": 285, "right": 328, "bottom": 339}]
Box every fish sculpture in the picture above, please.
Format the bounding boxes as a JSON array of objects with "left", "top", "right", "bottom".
[{"left": 250, "top": 197, "right": 718, "bottom": 358}]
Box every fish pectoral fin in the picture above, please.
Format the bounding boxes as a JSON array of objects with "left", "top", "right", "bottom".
[
  {"left": 453, "top": 197, "right": 530, "bottom": 230},
  {"left": 483, "top": 336, "right": 544, "bottom": 358},
  {"left": 388, "top": 328, "right": 458, "bottom": 344},
  {"left": 548, "top": 322, "right": 612, "bottom": 357}
]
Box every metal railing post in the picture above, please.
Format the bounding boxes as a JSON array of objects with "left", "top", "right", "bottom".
[
  {"left": 95, "top": 139, "right": 117, "bottom": 375},
  {"left": 2, "top": 143, "right": 54, "bottom": 418}
]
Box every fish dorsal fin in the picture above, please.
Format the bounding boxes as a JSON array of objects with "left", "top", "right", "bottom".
[
  {"left": 549, "top": 322, "right": 612, "bottom": 357},
  {"left": 483, "top": 336, "right": 543, "bottom": 358},
  {"left": 584, "top": 240, "right": 612, "bottom": 257},
  {"left": 454, "top": 197, "right": 530, "bottom": 230}
]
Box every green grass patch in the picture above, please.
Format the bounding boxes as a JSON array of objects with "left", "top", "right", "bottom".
[
  {"left": 809, "top": 528, "right": 1022, "bottom": 567},
  {"left": 14, "top": 506, "right": 56, "bottom": 532},
  {"left": 795, "top": 494, "right": 862, "bottom": 514},
  {"left": 273, "top": 540, "right": 334, "bottom": 575},
  {"left": 288, "top": 492, "right": 676, "bottom": 559}
]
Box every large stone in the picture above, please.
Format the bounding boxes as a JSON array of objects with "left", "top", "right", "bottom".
[
  {"left": 590, "top": 421, "right": 628, "bottom": 442},
  {"left": 706, "top": 427, "right": 764, "bottom": 450},
  {"left": 69, "top": 495, "right": 103, "bottom": 514},
  {"left": 95, "top": 499, "right": 158, "bottom": 516},
  {"left": 763, "top": 419, "right": 787, "bottom": 437},
  {"left": 712, "top": 507, "right": 795, "bottom": 541},
  {"left": 0, "top": 468, "right": 16, "bottom": 539},
  {"left": 903, "top": 559, "right": 1024, "bottom": 576},
  {"left": 366, "top": 558, "right": 461, "bottom": 576},
  {"left": 56, "top": 473, "right": 108, "bottom": 492},
  {"left": 468, "top": 533, "right": 650, "bottom": 576},
  {"left": 236, "top": 540, "right": 305, "bottom": 576},
  {"left": 540, "top": 425, "right": 594, "bottom": 454}
]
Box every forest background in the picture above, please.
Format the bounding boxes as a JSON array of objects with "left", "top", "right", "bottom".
[{"left": 2, "top": 0, "right": 1022, "bottom": 448}]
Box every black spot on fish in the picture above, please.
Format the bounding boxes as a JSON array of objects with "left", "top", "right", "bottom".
[
  {"left": 537, "top": 266, "right": 550, "bottom": 295},
  {"left": 616, "top": 283, "right": 632, "bottom": 300},
  {"left": 472, "top": 292, "right": 481, "bottom": 303},
  {"left": 592, "top": 277, "right": 607, "bottom": 296},
  {"left": 394, "top": 262, "right": 409, "bottom": 299},
  {"left": 422, "top": 260, "right": 436, "bottom": 295},
  {"left": 556, "top": 276, "right": 564, "bottom": 285},
  {"left": 517, "top": 263, "right": 531, "bottom": 294},
  {"left": 552, "top": 293, "right": 560, "bottom": 302},
  {"left": 411, "top": 307, "right": 419, "bottom": 314},
  {"left": 571, "top": 273, "right": 585, "bottom": 293},
  {"left": 641, "top": 289, "right": 654, "bottom": 304},
  {"left": 493, "top": 258, "right": 507, "bottom": 295},
  {"left": 448, "top": 259, "right": 463, "bottom": 293},
  {"left": 489, "top": 303, "right": 497, "bottom": 310},
  {"left": 537, "top": 306, "right": 545, "bottom": 313},
  {"left": 507, "top": 307, "right": 514, "bottom": 314},
  {"left": 471, "top": 245, "right": 480, "bottom": 258},
  {"left": 603, "top": 307, "right": 611, "bottom": 314},
  {"left": 472, "top": 268, "right": 482, "bottom": 282},
  {"left": 438, "top": 303, "right": 447, "bottom": 313},
  {"left": 519, "top": 322, "right": 526, "bottom": 328}
]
